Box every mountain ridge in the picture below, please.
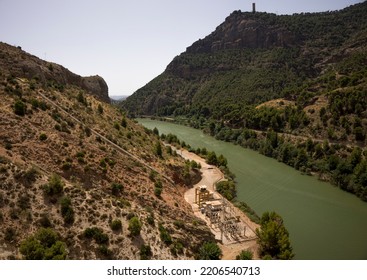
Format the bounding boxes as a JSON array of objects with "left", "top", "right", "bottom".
[
  {"left": 0, "top": 42, "right": 110, "bottom": 103},
  {"left": 122, "top": 2, "right": 367, "bottom": 117}
]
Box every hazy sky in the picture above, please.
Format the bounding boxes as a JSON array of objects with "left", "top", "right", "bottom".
[{"left": 0, "top": 0, "right": 363, "bottom": 96}]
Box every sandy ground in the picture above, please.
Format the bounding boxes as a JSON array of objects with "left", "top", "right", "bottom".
[{"left": 173, "top": 147, "right": 260, "bottom": 259}]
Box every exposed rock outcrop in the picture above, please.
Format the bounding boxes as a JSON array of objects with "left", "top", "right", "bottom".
[
  {"left": 186, "top": 11, "right": 296, "bottom": 54},
  {"left": 0, "top": 42, "right": 110, "bottom": 103}
]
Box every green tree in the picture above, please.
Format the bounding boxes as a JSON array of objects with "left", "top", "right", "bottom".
[
  {"left": 256, "top": 211, "right": 294, "bottom": 260},
  {"left": 206, "top": 151, "right": 218, "bottom": 166},
  {"left": 14, "top": 100, "right": 26, "bottom": 116},
  {"left": 128, "top": 216, "right": 142, "bottom": 236},
  {"left": 154, "top": 141, "right": 163, "bottom": 158},
  {"left": 158, "top": 224, "right": 172, "bottom": 245},
  {"left": 236, "top": 249, "right": 253, "bottom": 260},
  {"left": 110, "top": 219, "right": 122, "bottom": 231},
  {"left": 216, "top": 180, "right": 236, "bottom": 201},
  {"left": 19, "top": 228, "right": 67, "bottom": 260},
  {"left": 111, "top": 182, "right": 123, "bottom": 196},
  {"left": 60, "top": 196, "right": 74, "bottom": 225},
  {"left": 354, "top": 126, "right": 365, "bottom": 142},
  {"left": 197, "top": 241, "right": 222, "bottom": 260},
  {"left": 77, "top": 92, "right": 86, "bottom": 104},
  {"left": 217, "top": 154, "right": 228, "bottom": 168},
  {"left": 140, "top": 244, "right": 152, "bottom": 260},
  {"left": 97, "top": 104, "right": 103, "bottom": 114},
  {"left": 121, "top": 117, "right": 127, "bottom": 128},
  {"left": 39, "top": 133, "right": 47, "bottom": 141},
  {"left": 43, "top": 174, "right": 64, "bottom": 197}
]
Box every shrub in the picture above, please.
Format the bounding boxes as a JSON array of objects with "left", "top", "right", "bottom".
[
  {"left": 140, "top": 244, "right": 152, "bottom": 260},
  {"left": 4, "top": 227, "right": 16, "bottom": 242},
  {"left": 111, "top": 183, "right": 123, "bottom": 196},
  {"left": 128, "top": 216, "right": 142, "bottom": 236},
  {"left": 19, "top": 228, "right": 67, "bottom": 260},
  {"left": 98, "top": 244, "right": 112, "bottom": 258},
  {"left": 154, "top": 187, "right": 162, "bottom": 197},
  {"left": 83, "top": 227, "right": 109, "bottom": 244},
  {"left": 43, "top": 174, "right": 64, "bottom": 197},
  {"left": 171, "top": 241, "right": 184, "bottom": 255},
  {"left": 158, "top": 224, "right": 172, "bottom": 245},
  {"left": 197, "top": 241, "right": 222, "bottom": 260},
  {"left": 94, "top": 231, "right": 109, "bottom": 244},
  {"left": 23, "top": 166, "right": 39, "bottom": 183},
  {"left": 17, "top": 193, "right": 30, "bottom": 210},
  {"left": 39, "top": 133, "right": 47, "bottom": 141},
  {"left": 121, "top": 117, "right": 127, "bottom": 128},
  {"left": 216, "top": 180, "right": 236, "bottom": 201},
  {"left": 60, "top": 196, "right": 74, "bottom": 225},
  {"left": 31, "top": 99, "right": 39, "bottom": 109},
  {"left": 5, "top": 142, "right": 12, "bottom": 150},
  {"left": 113, "top": 122, "right": 120, "bottom": 130},
  {"left": 14, "top": 100, "right": 26, "bottom": 116},
  {"left": 84, "top": 227, "right": 97, "bottom": 239},
  {"left": 146, "top": 214, "right": 155, "bottom": 226},
  {"left": 97, "top": 104, "right": 103, "bottom": 114},
  {"left": 38, "top": 213, "right": 52, "bottom": 228},
  {"left": 77, "top": 92, "right": 86, "bottom": 104},
  {"left": 61, "top": 161, "right": 72, "bottom": 171},
  {"left": 236, "top": 250, "right": 253, "bottom": 260},
  {"left": 110, "top": 219, "right": 122, "bottom": 231},
  {"left": 154, "top": 141, "right": 162, "bottom": 158}
]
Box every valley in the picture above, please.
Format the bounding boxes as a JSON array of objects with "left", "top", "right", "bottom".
[
  {"left": 138, "top": 118, "right": 367, "bottom": 259},
  {"left": 1, "top": 1, "right": 367, "bottom": 261}
]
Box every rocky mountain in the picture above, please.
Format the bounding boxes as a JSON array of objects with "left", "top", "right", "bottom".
[
  {"left": 122, "top": 2, "right": 367, "bottom": 117},
  {"left": 121, "top": 2, "right": 367, "bottom": 201},
  {"left": 0, "top": 42, "right": 109, "bottom": 103},
  {"left": 185, "top": 10, "right": 295, "bottom": 53},
  {"left": 0, "top": 44, "right": 215, "bottom": 259}
]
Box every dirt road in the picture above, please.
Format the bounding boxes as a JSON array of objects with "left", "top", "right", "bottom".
[{"left": 174, "top": 147, "right": 260, "bottom": 259}]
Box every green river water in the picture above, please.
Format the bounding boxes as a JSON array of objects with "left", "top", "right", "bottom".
[{"left": 138, "top": 119, "right": 367, "bottom": 260}]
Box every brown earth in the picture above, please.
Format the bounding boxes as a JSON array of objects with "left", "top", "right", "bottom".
[{"left": 169, "top": 146, "right": 260, "bottom": 259}]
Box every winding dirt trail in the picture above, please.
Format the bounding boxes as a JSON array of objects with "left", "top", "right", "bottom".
[{"left": 173, "top": 147, "right": 260, "bottom": 259}]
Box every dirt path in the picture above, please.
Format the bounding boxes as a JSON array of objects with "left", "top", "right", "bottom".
[{"left": 172, "top": 147, "right": 260, "bottom": 259}]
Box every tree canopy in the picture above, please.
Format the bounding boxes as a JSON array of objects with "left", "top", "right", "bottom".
[
  {"left": 19, "top": 228, "right": 67, "bottom": 260},
  {"left": 256, "top": 211, "right": 294, "bottom": 260}
]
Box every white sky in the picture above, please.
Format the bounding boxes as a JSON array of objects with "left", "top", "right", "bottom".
[{"left": 0, "top": 0, "right": 363, "bottom": 96}]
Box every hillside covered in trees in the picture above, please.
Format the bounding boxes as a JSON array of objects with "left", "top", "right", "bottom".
[{"left": 122, "top": 2, "right": 367, "bottom": 201}]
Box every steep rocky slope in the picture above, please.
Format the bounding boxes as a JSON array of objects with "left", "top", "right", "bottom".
[
  {"left": 0, "top": 44, "right": 215, "bottom": 259},
  {"left": 0, "top": 42, "right": 109, "bottom": 103}
]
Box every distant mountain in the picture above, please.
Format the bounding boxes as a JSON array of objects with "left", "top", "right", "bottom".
[
  {"left": 0, "top": 43, "right": 214, "bottom": 259},
  {"left": 121, "top": 2, "right": 367, "bottom": 201},
  {"left": 110, "top": 95, "right": 129, "bottom": 103}
]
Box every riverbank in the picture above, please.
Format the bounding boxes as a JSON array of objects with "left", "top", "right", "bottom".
[
  {"left": 139, "top": 119, "right": 367, "bottom": 259},
  {"left": 171, "top": 146, "right": 260, "bottom": 259}
]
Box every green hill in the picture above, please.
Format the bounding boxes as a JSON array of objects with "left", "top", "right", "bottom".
[{"left": 122, "top": 2, "right": 367, "bottom": 201}]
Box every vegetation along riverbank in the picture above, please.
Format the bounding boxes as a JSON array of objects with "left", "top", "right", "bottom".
[{"left": 148, "top": 126, "right": 294, "bottom": 260}]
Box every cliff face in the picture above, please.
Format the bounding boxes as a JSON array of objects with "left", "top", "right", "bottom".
[
  {"left": 0, "top": 42, "right": 110, "bottom": 103},
  {"left": 186, "top": 11, "right": 296, "bottom": 54}
]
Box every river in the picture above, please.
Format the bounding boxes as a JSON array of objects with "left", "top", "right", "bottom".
[{"left": 137, "top": 118, "right": 367, "bottom": 260}]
